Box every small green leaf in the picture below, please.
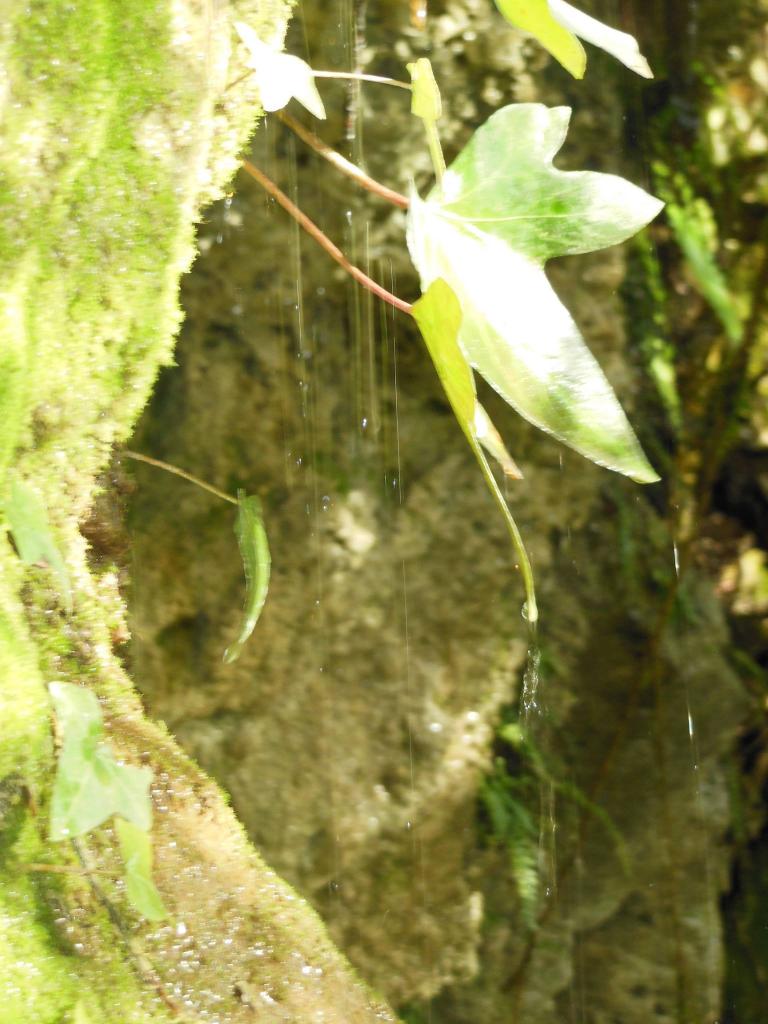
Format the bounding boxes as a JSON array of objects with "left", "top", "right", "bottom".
[
  {"left": 412, "top": 280, "right": 537, "bottom": 622},
  {"left": 223, "top": 492, "right": 271, "bottom": 664},
  {"left": 666, "top": 197, "right": 743, "bottom": 346},
  {"left": 407, "top": 58, "right": 442, "bottom": 122},
  {"left": 4, "top": 478, "right": 73, "bottom": 613},
  {"left": 49, "top": 682, "right": 152, "bottom": 840},
  {"left": 548, "top": 0, "right": 652, "bottom": 79},
  {"left": 406, "top": 58, "right": 446, "bottom": 185},
  {"left": 412, "top": 279, "right": 475, "bottom": 428},
  {"left": 494, "top": 0, "right": 586, "bottom": 78},
  {"left": 407, "top": 104, "right": 663, "bottom": 484},
  {"left": 494, "top": 0, "right": 652, "bottom": 80},
  {"left": 234, "top": 20, "right": 326, "bottom": 120},
  {"left": 115, "top": 817, "right": 167, "bottom": 922}
]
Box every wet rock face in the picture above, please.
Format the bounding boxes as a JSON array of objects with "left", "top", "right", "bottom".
[{"left": 128, "top": 0, "right": 748, "bottom": 1018}]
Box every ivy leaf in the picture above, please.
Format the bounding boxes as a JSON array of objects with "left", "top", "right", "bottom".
[
  {"left": 49, "top": 683, "right": 152, "bottom": 840},
  {"left": 407, "top": 104, "right": 663, "bottom": 483},
  {"left": 495, "top": 0, "right": 652, "bottom": 79},
  {"left": 234, "top": 20, "right": 326, "bottom": 120},
  {"left": 223, "top": 492, "right": 271, "bottom": 664},
  {"left": 115, "top": 817, "right": 168, "bottom": 922},
  {"left": 4, "top": 478, "right": 73, "bottom": 614}
]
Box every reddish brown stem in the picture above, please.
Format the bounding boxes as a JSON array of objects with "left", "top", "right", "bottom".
[
  {"left": 241, "top": 160, "right": 413, "bottom": 315},
  {"left": 278, "top": 111, "right": 409, "bottom": 210}
]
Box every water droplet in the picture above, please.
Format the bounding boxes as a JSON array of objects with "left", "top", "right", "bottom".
[
  {"left": 361, "top": 417, "right": 368, "bottom": 429},
  {"left": 428, "top": 721, "right": 442, "bottom": 734},
  {"left": 521, "top": 646, "right": 542, "bottom": 717}
]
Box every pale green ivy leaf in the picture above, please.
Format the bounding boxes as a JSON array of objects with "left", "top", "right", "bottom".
[
  {"left": 407, "top": 103, "right": 663, "bottom": 483},
  {"left": 234, "top": 20, "right": 326, "bottom": 120},
  {"left": 115, "top": 817, "right": 168, "bottom": 922},
  {"left": 4, "top": 477, "right": 73, "bottom": 614},
  {"left": 223, "top": 492, "right": 271, "bottom": 664},
  {"left": 495, "top": 0, "right": 652, "bottom": 79},
  {"left": 49, "top": 682, "right": 152, "bottom": 840}
]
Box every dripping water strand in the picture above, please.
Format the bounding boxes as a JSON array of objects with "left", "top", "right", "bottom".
[{"left": 520, "top": 639, "right": 541, "bottom": 722}]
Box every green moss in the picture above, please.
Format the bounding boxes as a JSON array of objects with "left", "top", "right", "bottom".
[{"left": 1, "top": 0, "right": 397, "bottom": 1017}]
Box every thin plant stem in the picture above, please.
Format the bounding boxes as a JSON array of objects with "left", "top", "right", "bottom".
[
  {"left": 17, "top": 862, "right": 114, "bottom": 876},
  {"left": 228, "top": 68, "right": 412, "bottom": 94},
  {"left": 424, "top": 121, "right": 446, "bottom": 187},
  {"left": 278, "top": 111, "right": 409, "bottom": 209},
  {"left": 241, "top": 160, "right": 413, "bottom": 315},
  {"left": 474, "top": 444, "right": 538, "bottom": 625},
  {"left": 123, "top": 450, "right": 237, "bottom": 505},
  {"left": 311, "top": 70, "right": 412, "bottom": 90}
]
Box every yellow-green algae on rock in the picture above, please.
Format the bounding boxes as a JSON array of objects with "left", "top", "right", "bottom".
[{"left": 0, "top": 1, "right": 398, "bottom": 1021}]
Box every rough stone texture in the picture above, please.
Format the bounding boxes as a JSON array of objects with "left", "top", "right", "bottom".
[{"left": 127, "top": 1, "right": 760, "bottom": 1021}]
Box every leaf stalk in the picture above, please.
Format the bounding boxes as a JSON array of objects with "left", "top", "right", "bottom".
[
  {"left": 123, "top": 451, "right": 237, "bottom": 505},
  {"left": 241, "top": 160, "right": 413, "bottom": 315},
  {"left": 278, "top": 111, "right": 409, "bottom": 209},
  {"left": 475, "top": 446, "right": 538, "bottom": 624}
]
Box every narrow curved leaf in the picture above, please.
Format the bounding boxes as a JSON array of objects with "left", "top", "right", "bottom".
[
  {"left": 223, "top": 492, "right": 271, "bottom": 664},
  {"left": 4, "top": 477, "right": 72, "bottom": 613},
  {"left": 495, "top": 0, "right": 652, "bottom": 79},
  {"left": 494, "top": 0, "right": 586, "bottom": 79},
  {"left": 548, "top": 0, "right": 652, "bottom": 79},
  {"left": 116, "top": 817, "right": 168, "bottom": 922},
  {"left": 412, "top": 279, "right": 537, "bottom": 621},
  {"left": 412, "top": 279, "right": 520, "bottom": 478},
  {"left": 407, "top": 104, "right": 663, "bottom": 483}
]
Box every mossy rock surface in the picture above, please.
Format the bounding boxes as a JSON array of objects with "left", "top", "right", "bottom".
[{"left": 0, "top": 1, "right": 397, "bottom": 1021}]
